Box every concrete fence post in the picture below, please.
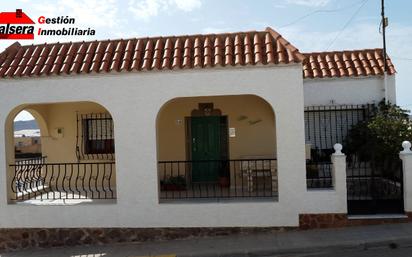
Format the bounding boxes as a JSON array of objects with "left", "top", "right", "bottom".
[
  {"left": 331, "top": 143, "right": 347, "bottom": 211},
  {"left": 400, "top": 141, "right": 412, "bottom": 212}
]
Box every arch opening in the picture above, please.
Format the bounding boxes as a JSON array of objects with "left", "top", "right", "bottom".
[
  {"left": 156, "top": 94, "right": 278, "bottom": 201},
  {"left": 5, "top": 101, "right": 117, "bottom": 204},
  {"left": 13, "top": 110, "right": 43, "bottom": 160}
]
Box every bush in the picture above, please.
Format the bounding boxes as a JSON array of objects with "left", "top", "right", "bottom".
[{"left": 345, "top": 100, "right": 412, "bottom": 162}]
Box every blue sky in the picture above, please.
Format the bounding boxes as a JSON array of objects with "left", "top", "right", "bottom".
[{"left": 2, "top": 0, "right": 412, "bottom": 121}]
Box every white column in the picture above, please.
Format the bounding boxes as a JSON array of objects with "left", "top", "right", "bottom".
[
  {"left": 400, "top": 141, "right": 412, "bottom": 212},
  {"left": 331, "top": 143, "right": 347, "bottom": 213}
]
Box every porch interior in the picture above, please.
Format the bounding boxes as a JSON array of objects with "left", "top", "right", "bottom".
[
  {"left": 7, "top": 101, "right": 117, "bottom": 204},
  {"left": 156, "top": 94, "right": 278, "bottom": 200}
]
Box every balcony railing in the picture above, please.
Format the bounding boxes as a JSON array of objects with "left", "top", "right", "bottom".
[
  {"left": 10, "top": 161, "right": 116, "bottom": 201},
  {"left": 15, "top": 156, "right": 47, "bottom": 166},
  {"left": 306, "top": 160, "right": 333, "bottom": 189},
  {"left": 158, "top": 159, "right": 278, "bottom": 200}
]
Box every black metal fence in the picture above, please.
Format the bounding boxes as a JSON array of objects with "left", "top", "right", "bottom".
[
  {"left": 158, "top": 159, "right": 277, "bottom": 200},
  {"left": 306, "top": 160, "right": 332, "bottom": 188},
  {"left": 304, "top": 104, "right": 374, "bottom": 189},
  {"left": 10, "top": 161, "right": 116, "bottom": 201}
]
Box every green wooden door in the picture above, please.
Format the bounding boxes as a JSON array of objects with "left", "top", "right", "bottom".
[{"left": 191, "top": 116, "right": 221, "bottom": 182}]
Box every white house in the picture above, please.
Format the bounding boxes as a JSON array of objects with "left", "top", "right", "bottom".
[{"left": 0, "top": 27, "right": 407, "bottom": 251}]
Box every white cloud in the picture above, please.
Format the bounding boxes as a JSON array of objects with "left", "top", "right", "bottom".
[
  {"left": 32, "top": 0, "right": 119, "bottom": 28},
  {"left": 172, "top": 0, "right": 202, "bottom": 11},
  {"left": 128, "top": 0, "right": 202, "bottom": 21},
  {"left": 128, "top": 0, "right": 163, "bottom": 20},
  {"left": 284, "top": 0, "right": 330, "bottom": 7}
]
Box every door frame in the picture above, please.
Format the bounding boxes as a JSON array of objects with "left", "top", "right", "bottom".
[{"left": 185, "top": 103, "right": 229, "bottom": 182}]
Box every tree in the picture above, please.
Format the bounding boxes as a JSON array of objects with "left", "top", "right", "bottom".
[{"left": 345, "top": 100, "right": 412, "bottom": 163}]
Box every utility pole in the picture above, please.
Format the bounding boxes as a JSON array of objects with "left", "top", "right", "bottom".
[
  {"left": 381, "top": 0, "right": 388, "bottom": 102},
  {"left": 381, "top": 0, "right": 387, "bottom": 72}
]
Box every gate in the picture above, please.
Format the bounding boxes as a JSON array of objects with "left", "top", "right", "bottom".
[
  {"left": 346, "top": 156, "right": 403, "bottom": 214},
  {"left": 304, "top": 104, "right": 404, "bottom": 215}
]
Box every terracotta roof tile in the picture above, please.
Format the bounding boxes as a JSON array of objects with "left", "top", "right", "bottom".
[
  {"left": 182, "top": 38, "right": 192, "bottom": 69},
  {"left": 120, "top": 40, "right": 132, "bottom": 71},
  {"left": 0, "top": 27, "right": 395, "bottom": 80},
  {"left": 130, "top": 39, "right": 144, "bottom": 71},
  {"left": 80, "top": 41, "right": 97, "bottom": 74},
  {"left": 0, "top": 27, "right": 304, "bottom": 79},
  {"left": 162, "top": 38, "right": 173, "bottom": 69},
  {"left": 152, "top": 39, "right": 163, "bottom": 70},
  {"left": 203, "top": 37, "right": 212, "bottom": 68},
  {"left": 303, "top": 49, "right": 395, "bottom": 79},
  {"left": 110, "top": 40, "right": 124, "bottom": 72},
  {"left": 213, "top": 37, "right": 223, "bottom": 66},
  {"left": 100, "top": 41, "right": 115, "bottom": 72},
  {"left": 224, "top": 36, "right": 234, "bottom": 66},
  {"left": 40, "top": 43, "right": 60, "bottom": 75},
  {"left": 60, "top": 43, "right": 76, "bottom": 74},
  {"left": 253, "top": 33, "right": 263, "bottom": 64},
  {"left": 4, "top": 47, "right": 24, "bottom": 77},
  {"left": 50, "top": 43, "right": 68, "bottom": 75},
  {"left": 193, "top": 37, "right": 202, "bottom": 68}
]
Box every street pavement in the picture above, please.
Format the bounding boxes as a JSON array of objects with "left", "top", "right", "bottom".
[
  {"left": 2, "top": 223, "right": 412, "bottom": 257},
  {"left": 268, "top": 246, "right": 412, "bottom": 257}
]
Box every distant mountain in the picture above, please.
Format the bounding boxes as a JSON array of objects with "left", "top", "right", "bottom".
[{"left": 14, "top": 120, "right": 39, "bottom": 131}]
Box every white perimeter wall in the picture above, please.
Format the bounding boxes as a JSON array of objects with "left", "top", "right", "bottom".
[
  {"left": 0, "top": 65, "right": 309, "bottom": 228},
  {"left": 301, "top": 75, "right": 397, "bottom": 214},
  {"left": 303, "top": 75, "right": 396, "bottom": 106}
]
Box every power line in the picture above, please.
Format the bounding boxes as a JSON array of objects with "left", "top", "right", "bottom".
[
  {"left": 392, "top": 56, "right": 412, "bottom": 61},
  {"left": 279, "top": 0, "right": 368, "bottom": 29},
  {"left": 325, "top": 0, "right": 369, "bottom": 51}
]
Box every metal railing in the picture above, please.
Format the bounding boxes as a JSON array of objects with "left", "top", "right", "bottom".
[
  {"left": 158, "top": 159, "right": 278, "bottom": 200},
  {"left": 306, "top": 160, "right": 333, "bottom": 189},
  {"left": 15, "top": 156, "right": 47, "bottom": 166},
  {"left": 10, "top": 161, "right": 116, "bottom": 201},
  {"left": 304, "top": 104, "right": 375, "bottom": 189}
]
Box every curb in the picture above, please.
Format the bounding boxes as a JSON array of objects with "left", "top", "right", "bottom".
[{"left": 177, "top": 237, "right": 412, "bottom": 257}]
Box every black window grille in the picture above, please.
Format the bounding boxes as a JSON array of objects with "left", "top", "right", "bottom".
[{"left": 76, "top": 113, "right": 115, "bottom": 160}]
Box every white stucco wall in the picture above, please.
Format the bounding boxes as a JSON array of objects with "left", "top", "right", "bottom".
[
  {"left": 302, "top": 152, "right": 347, "bottom": 214},
  {"left": 0, "top": 65, "right": 309, "bottom": 228},
  {"left": 303, "top": 75, "right": 396, "bottom": 106}
]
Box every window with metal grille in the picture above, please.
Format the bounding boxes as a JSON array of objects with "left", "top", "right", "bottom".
[
  {"left": 84, "top": 118, "right": 114, "bottom": 154},
  {"left": 76, "top": 113, "right": 115, "bottom": 160}
]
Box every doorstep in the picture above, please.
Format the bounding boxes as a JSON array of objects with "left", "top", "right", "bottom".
[{"left": 348, "top": 214, "right": 408, "bottom": 220}]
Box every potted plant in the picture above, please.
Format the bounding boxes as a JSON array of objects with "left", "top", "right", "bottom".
[
  {"left": 218, "top": 162, "right": 230, "bottom": 187},
  {"left": 160, "top": 175, "right": 187, "bottom": 191}
]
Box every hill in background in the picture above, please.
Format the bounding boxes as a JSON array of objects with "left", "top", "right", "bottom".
[{"left": 14, "top": 120, "right": 39, "bottom": 131}]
